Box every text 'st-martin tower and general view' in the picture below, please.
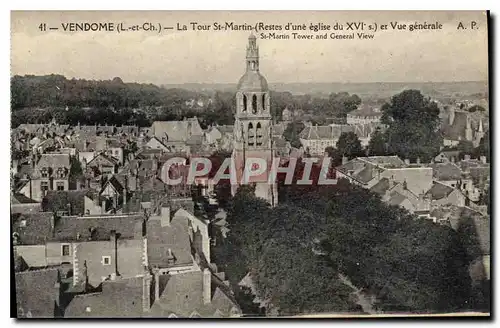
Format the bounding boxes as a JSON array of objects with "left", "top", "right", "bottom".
[{"left": 231, "top": 34, "right": 278, "bottom": 206}]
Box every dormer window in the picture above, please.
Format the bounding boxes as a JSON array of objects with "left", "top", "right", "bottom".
[{"left": 41, "top": 168, "right": 48, "bottom": 178}]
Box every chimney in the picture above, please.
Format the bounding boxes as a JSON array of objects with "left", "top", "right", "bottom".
[
  {"left": 480, "top": 156, "right": 487, "bottom": 164},
  {"left": 67, "top": 203, "right": 72, "bottom": 216},
  {"left": 123, "top": 176, "right": 128, "bottom": 207},
  {"left": 142, "top": 274, "right": 152, "bottom": 312},
  {"left": 203, "top": 268, "right": 211, "bottom": 304},
  {"left": 101, "top": 199, "right": 106, "bottom": 214},
  {"left": 110, "top": 230, "right": 119, "bottom": 279},
  {"left": 54, "top": 280, "right": 62, "bottom": 311},
  {"left": 154, "top": 269, "right": 160, "bottom": 302},
  {"left": 50, "top": 214, "right": 56, "bottom": 234},
  {"left": 160, "top": 207, "right": 171, "bottom": 227},
  {"left": 449, "top": 107, "right": 455, "bottom": 125}
]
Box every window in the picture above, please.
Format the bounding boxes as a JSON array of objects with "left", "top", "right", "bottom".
[
  {"left": 252, "top": 95, "right": 257, "bottom": 114},
  {"left": 41, "top": 181, "right": 49, "bottom": 192},
  {"left": 102, "top": 256, "right": 111, "bottom": 265},
  {"left": 41, "top": 171, "right": 48, "bottom": 178},
  {"left": 57, "top": 168, "right": 65, "bottom": 178},
  {"left": 61, "top": 244, "right": 70, "bottom": 256},
  {"left": 262, "top": 94, "right": 266, "bottom": 110},
  {"left": 247, "top": 123, "right": 254, "bottom": 146},
  {"left": 256, "top": 123, "right": 263, "bottom": 146},
  {"left": 56, "top": 182, "right": 65, "bottom": 191},
  {"left": 243, "top": 95, "right": 247, "bottom": 112}
]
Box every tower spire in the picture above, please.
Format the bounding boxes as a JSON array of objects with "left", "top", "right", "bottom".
[{"left": 246, "top": 33, "right": 259, "bottom": 71}]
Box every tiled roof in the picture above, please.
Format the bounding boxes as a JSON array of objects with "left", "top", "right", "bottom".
[
  {"left": 148, "top": 270, "right": 240, "bottom": 318},
  {"left": 12, "top": 193, "right": 39, "bottom": 204},
  {"left": 147, "top": 215, "right": 192, "bottom": 268},
  {"left": 426, "top": 182, "right": 454, "bottom": 200},
  {"left": 152, "top": 119, "right": 203, "bottom": 142},
  {"left": 430, "top": 162, "right": 462, "bottom": 181},
  {"left": 15, "top": 268, "right": 60, "bottom": 318},
  {"left": 102, "top": 176, "right": 125, "bottom": 194},
  {"left": 53, "top": 215, "right": 144, "bottom": 242},
  {"left": 369, "top": 178, "right": 390, "bottom": 195},
  {"left": 64, "top": 276, "right": 145, "bottom": 318},
  {"left": 362, "top": 156, "right": 407, "bottom": 168},
  {"left": 387, "top": 192, "right": 407, "bottom": 206},
  {"left": 87, "top": 153, "right": 118, "bottom": 167},
  {"left": 12, "top": 212, "right": 54, "bottom": 245},
  {"left": 37, "top": 153, "right": 70, "bottom": 168}
]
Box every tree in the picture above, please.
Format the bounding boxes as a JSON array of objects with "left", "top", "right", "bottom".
[
  {"left": 283, "top": 121, "right": 305, "bottom": 148},
  {"left": 468, "top": 105, "right": 485, "bottom": 113},
  {"left": 457, "top": 140, "right": 475, "bottom": 159},
  {"left": 367, "top": 127, "right": 386, "bottom": 156},
  {"left": 382, "top": 90, "right": 442, "bottom": 162},
  {"left": 336, "top": 132, "right": 363, "bottom": 159}
]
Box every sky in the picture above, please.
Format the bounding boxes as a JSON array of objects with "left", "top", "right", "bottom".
[{"left": 10, "top": 11, "right": 489, "bottom": 85}]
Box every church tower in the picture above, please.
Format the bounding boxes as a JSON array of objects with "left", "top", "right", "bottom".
[{"left": 232, "top": 34, "right": 277, "bottom": 206}]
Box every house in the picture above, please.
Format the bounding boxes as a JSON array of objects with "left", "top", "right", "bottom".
[
  {"left": 426, "top": 181, "right": 466, "bottom": 208},
  {"left": 299, "top": 123, "right": 380, "bottom": 155},
  {"left": 441, "top": 108, "right": 486, "bottom": 147},
  {"left": 430, "top": 161, "right": 478, "bottom": 202},
  {"left": 151, "top": 118, "right": 204, "bottom": 150},
  {"left": 434, "top": 150, "right": 461, "bottom": 163},
  {"left": 346, "top": 104, "right": 382, "bottom": 125},
  {"left": 13, "top": 212, "right": 147, "bottom": 289},
  {"left": 15, "top": 268, "right": 63, "bottom": 318},
  {"left": 281, "top": 107, "right": 292, "bottom": 123},
  {"left": 371, "top": 179, "right": 432, "bottom": 217},
  {"left": 15, "top": 154, "right": 71, "bottom": 202},
  {"left": 339, "top": 156, "right": 435, "bottom": 217},
  {"left": 35, "top": 153, "right": 72, "bottom": 198},
  {"left": 337, "top": 156, "right": 433, "bottom": 195},
  {"left": 299, "top": 125, "right": 349, "bottom": 155},
  {"left": 85, "top": 153, "right": 118, "bottom": 178},
  {"left": 204, "top": 126, "right": 223, "bottom": 145}
]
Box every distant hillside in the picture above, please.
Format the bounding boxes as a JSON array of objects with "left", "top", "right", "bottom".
[{"left": 162, "top": 81, "right": 489, "bottom": 100}]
